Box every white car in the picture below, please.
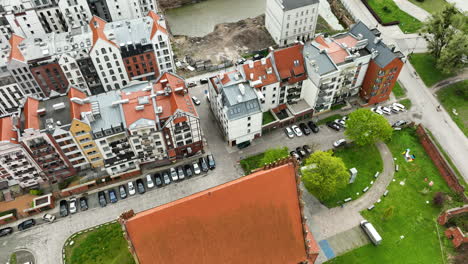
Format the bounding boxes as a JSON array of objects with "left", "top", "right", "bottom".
[
  {"left": 42, "top": 213, "right": 56, "bottom": 223},
  {"left": 284, "top": 127, "right": 295, "bottom": 138},
  {"left": 371, "top": 107, "right": 383, "bottom": 115},
  {"left": 69, "top": 198, "right": 77, "bottom": 214},
  {"left": 146, "top": 174, "right": 154, "bottom": 189},
  {"left": 191, "top": 96, "right": 201, "bottom": 105},
  {"left": 192, "top": 162, "right": 201, "bottom": 175},
  {"left": 392, "top": 102, "right": 405, "bottom": 110},
  {"left": 291, "top": 125, "right": 303, "bottom": 137},
  {"left": 170, "top": 168, "right": 179, "bottom": 181},
  {"left": 333, "top": 139, "right": 347, "bottom": 148},
  {"left": 128, "top": 182, "right": 136, "bottom": 196},
  {"left": 381, "top": 106, "right": 392, "bottom": 115}
]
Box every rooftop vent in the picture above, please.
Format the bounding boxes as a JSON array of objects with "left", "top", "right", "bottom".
[
  {"left": 135, "top": 105, "right": 144, "bottom": 111},
  {"left": 238, "top": 83, "right": 245, "bottom": 95},
  {"left": 37, "top": 108, "right": 46, "bottom": 115},
  {"left": 250, "top": 73, "right": 254, "bottom": 80},
  {"left": 249, "top": 60, "right": 254, "bottom": 69},
  {"left": 138, "top": 96, "right": 149, "bottom": 105},
  {"left": 374, "top": 37, "right": 382, "bottom": 44},
  {"left": 52, "top": 102, "right": 65, "bottom": 110},
  {"left": 267, "top": 67, "right": 273, "bottom": 74},
  {"left": 156, "top": 106, "right": 163, "bottom": 113},
  {"left": 261, "top": 58, "right": 267, "bottom": 65}
]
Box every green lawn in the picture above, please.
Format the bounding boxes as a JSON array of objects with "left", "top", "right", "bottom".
[
  {"left": 392, "top": 82, "right": 406, "bottom": 98},
  {"left": 319, "top": 144, "right": 383, "bottom": 207},
  {"left": 399, "top": 98, "right": 412, "bottom": 109},
  {"left": 331, "top": 103, "right": 347, "bottom": 111},
  {"left": 262, "top": 111, "right": 276, "bottom": 125},
  {"left": 436, "top": 81, "right": 468, "bottom": 137},
  {"left": 240, "top": 153, "right": 265, "bottom": 175},
  {"left": 409, "top": 0, "right": 449, "bottom": 14},
  {"left": 367, "top": 0, "right": 423, "bottom": 33},
  {"left": 65, "top": 222, "right": 135, "bottom": 264},
  {"left": 326, "top": 128, "right": 461, "bottom": 264},
  {"left": 317, "top": 114, "right": 343, "bottom": 125},
  {"left": 409, "top": 53, "right": 455, "bottom": 87}
]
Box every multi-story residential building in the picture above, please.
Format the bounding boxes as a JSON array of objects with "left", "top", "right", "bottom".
[
  {"left": 265, "top": 0, "right": 319, "bottom": 46},
  {"left": 0, "top": 116, "right": 44, "bottom": 189},
  {"left": 58, "top": 0, "right": 92, "bottom": 29},
  {"left": 0, "top": 71, "right": 25, "bottom": 116}
]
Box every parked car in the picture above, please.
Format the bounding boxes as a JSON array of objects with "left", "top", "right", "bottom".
[
  {"left": 192, "top": 161, "right": 201, "bottom": 175},
  {"left": 154, "top": 173, "right": 163, "bottom": 187},
  {"left": 296, "top": 147, "right": 306, "bottom": 158},
  {"left": 98, "top": 191, "right": 107, "bottom": 207},
  {"left": 128, "top": 182, "right": 136, "bottom": 196},
  {"left": 392, "top": 102, "right": 405, "bottom": 110},
  {"left": 390, "top": 105, "right": 401, "bottom": 113},
  {"left": 392, "top": 120, "right": 408, "bottom": 128},
  {"left": 108, "top": 189, "right": 118, "bottom": 203},
  {"left": 177, "top": 166, "right": 185, "bottom": 180},
  {"left": 326, "top": 122, "right": 340, "bottom": 131},
  {"left": 170, "top": 168, "right": 179, "bottom": 181},
  {"left": 162, "top": 171, "right": 171, "bottom": 185},
  {"left": 136, "top": 179, "right": 146, "bottom": 194},
  {"left": 200, "top": 78, "right": 209, "bottom": 84},
  {"left": 307, "top": 121, "right": 319, "bottom": 133},
  {"left": 69, "top": 197, "right": 77, "bottom": 214},
  {"left": 42, "top": 213, "right": 56, "bottom": 223},
  {"left": 79, "top": 197, "right": 88, "bottom": 211},
  {"left": 59, "top": 200, "right": 69, "bottom": 217},
  {"left": 371, "top": 107, "right": 384, "bottom": 115},
  {"left": 381, "top": 106, "right": 392, "bottom": 115},
  {"left": 299, "top": 123, "right": 311, "bottom": 135},
  {"left": 119, "top": 185, "right": 127, "bottom": 199},
  {"left": 333, "top": 139, "right": 347, "bottom": 148},
  {"left": 290, "top": 151, "right": 301, "bottom": 160},
  {"left": 291, "top": 125, "right": 303, "bottom": 136},
  {"left": 146, "top": 174, "right": 155, "bottom": 188},
  {"left": 237, "top": 141, "right": 251, "bottom": 149},
  {"left": 187, "top": 81, "right": 197, "bottom": 88},
  {"left": 0, "top": 227, "right": 13, "bottom": 237},
  {"left": 191, "top": 96, "right": 201, "bottom": 105},
  {"left": 284, "top": 127, "right": 294, "bottom": 138},
  {"left": 303, "top": 145, "right": 312, "bottom": 155},
  {"left": 18, "top": 219, "right": 35, "bottom": 231},
  {"left": 207, "top": 154, "right": 216, "bottom": 170},
  {"left": 184, "top": 164, "right": 193, "bottom": 178},
  {"left": 336, "top": 118, "right": 346, "bottom": 127},
  {"left": 199, "top": 157, "right": 209, "bottom": 172}
]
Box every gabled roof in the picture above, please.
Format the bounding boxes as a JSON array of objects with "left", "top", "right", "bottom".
[
  {"left": 120, "top": 89, "right": 157, "bottom": 128},
  {"left": 242, "top": 58, "right": 278, "bottom": 88},
  {"left": 0, "top": 116, "right": 18, "bottom": 144},
  {"left": 147, "top": 11, "right": 168, "bottom": 39},
  {"left": 23, "top": 97, "right": 40, "bottom": 130},
  {"left": 68, "top": 87, "right": 91, "bottom": 120},
  {"left": 89, "top": 16, "right": 118, "bottom": 50},
  {"left": 123, "top": 162, "right": 318, "bottom": 264},
  {"left": 8, "top": 34, "right": 25, "bottom": 62},
  {"left": 273, "top": 44, "right": 307, "bottom": 83}
]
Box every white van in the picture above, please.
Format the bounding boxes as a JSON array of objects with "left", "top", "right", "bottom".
[{"left": 360, "top": 220, "right": 382, "bottom": 245}]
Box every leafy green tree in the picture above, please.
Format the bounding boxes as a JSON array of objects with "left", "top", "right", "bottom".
[
  {"left": 302, "top": 151, "right": 348, "bottom": 200},
  {"left": 345, "top": 109, "right": 393, "bottom": 146},
  {"left": 260, "top": 147, "right": 289, "bottom": 166},
  {"left": 437, "top": 32, "right": 468, "bottom": 74},
  {"left": 422, "top": 4, "right": 459, "bottom": 59}
]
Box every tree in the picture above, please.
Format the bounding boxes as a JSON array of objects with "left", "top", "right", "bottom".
[
  {"left": 422, "top": 4, "right": 459, "bottom": 59},
  {"left": 259, "top": 147, "right": 289, "bottom": 166},
  {"left": 437, "top": 32, "right": 468, "bottom": 74},
  {"left": 344, "top": 109, "right": 393, "bottom": 146},
  {"left": 301, "top": 151, "right": 348, "bottom": 200}
]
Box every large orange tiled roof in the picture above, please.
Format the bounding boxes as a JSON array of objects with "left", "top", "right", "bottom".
[
  {"left": 0, "top": 116, "right": 18, "bottom": 144},
  {"left": 124, "top": 162, "right": 316, "bottom": 264},
  {"left": 120, "top": 89, "right": 157, "bottom": 128},
  {"left": 273, "top": 44, "right": 307, "bottom": 83},
  {"left": 23, "top": 97, "right": 40, "bottom": 130},
  {"left": 89, "top": 16, "right": 118, "bottom": 49},
  {"left": 8, "top": 34, "right": 25, "bottom": 62},
  {"left": 147, "top": 11, "right": 168, "bottom": 39},
  {"left": 68, "top": 87, "right": 91, "bottom": 120},
  {"left": 243, "top": 58, "right": 278, "bottom": 88},
  {"left": 314, "top": 35, "right": 358, "bottom": 65}
]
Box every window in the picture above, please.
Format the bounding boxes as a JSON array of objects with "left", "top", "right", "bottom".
[
  {"left": 248, "top": 117, "right": 251, "bottom": 121},
  {"left": 101, "top": 48, "right": 106, "bottom": 54}
]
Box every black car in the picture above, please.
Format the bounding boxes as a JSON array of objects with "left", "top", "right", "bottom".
[
  {"left": 119, "top": 185, "right": 127, "bottom": 199},
  {"left": 199, "top": 157, "right": 209, "bottom": 172},
  {"left": 307, "top": 121, "right": 319, "bottom": 133},
  {"left": 98, "top": 191, "right": 107, "bottom": 207},
  {"left": 136, "top": 179, "right": 146, "bottom": 194},
  {"left": 299, "top": 123, "right": 311, "bottom": 135},
  {"left": 0, "top": 227, "right": 13, "bottom": 237},
  {"left": 108, "top": 189, "right": 118, "bottom": 203},
  {"left": 79, "top": 197, "right": 88, "bottom": 211},
  {"left": 326, "top": 122, "right": 341, "bottom": 131},
  {"left": 303, "top": 145, "right": 312, "bottom": 155},
  {"left": 200, "top": 78, "right": 208, "bottom": 84},
  {"left": 184, "top": 165, "right": 193, "bottom": 178},
  {"left": 18, "top": 219, "right": 35, "bottom": 231},
  {"left": 59, "top": 200, "right": 69, "bottom": 217},
  {"left": 207, "top": 154, "right": 216, "bottom": 170},
  {"left": 237, "top": 141, "right": 251, "bottom": 149},
  {"left": 162, "top": 171, "right": 171, "bottom": 185},
  {"left": 290, "top": 151, "right": 300, "bottom": 160},
  {"left": 296, "top": 147, "right": 306, "bottom": 158},
  {"left": 154, "top": 173, "right": 163, "bottom": 187}
]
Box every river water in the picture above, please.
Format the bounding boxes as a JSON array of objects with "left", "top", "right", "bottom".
[{"left": 165, "top": 0, "right": 343, "bottom": 37}]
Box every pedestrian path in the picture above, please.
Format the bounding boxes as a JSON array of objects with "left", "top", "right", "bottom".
[{"left": 393, "top": 0, "right": 431, "bottom": 22}]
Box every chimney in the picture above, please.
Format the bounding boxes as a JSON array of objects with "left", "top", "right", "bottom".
[
  {"left": 374, "top": 37, "right": 382, "bottom": 44},
  {"left": 250, "top": 73, "right": 254, "bottom": 80},
  {"left": 249, "top": 60, "right": 254, "bottom": 69},
  {"left": 261, "top": 58, "right": 266, "bottom": 65}
]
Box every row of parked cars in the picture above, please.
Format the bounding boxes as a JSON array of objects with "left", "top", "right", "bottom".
[
  {"left": 284, "top": 121, "right": 320, "bottom": 138},
  {"left": 327, "top": 116, "right": 349, "bottom": 131},
  {"left": 0, "top": 212, "right": 57, "bottom": 237},
  {"left": 371, "top": 103, "right": 406, "bottom": 115},
  {"left": 290, "top": 144, "right": 313, "bottom": 161}
]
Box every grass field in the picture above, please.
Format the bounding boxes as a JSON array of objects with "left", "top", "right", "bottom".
[
  {"left": 326, "top": 128, "right": 460, "bottom": 264},
  {"left": 319, "top": 143, "right": 383, "bottom": 207},
  {"left": 409, "top": 53, "right": 455, "bottom": 87},
  {"left": 65, "top": 222, "right": 135, "bottom": 264},
  {"left": 399, "top": 98, "right": 412, "bottom": 109},
  {"left": 317, "top": 114, "right": 343, "bottom": 125},
  {"left": 392, "top": 82, "right": 406, "bottom": 98},
  {"left": 436, "top": 81, "right": 468, "bottom": 137},
  {"left": 367, "top": 0, "right": 423, "bottom": 33},
  {"left": 409, "top": 0, "right": 448, "bottom": 14},
  {"left": 262, "top": 111, "right": 276, "bottom": 125}
]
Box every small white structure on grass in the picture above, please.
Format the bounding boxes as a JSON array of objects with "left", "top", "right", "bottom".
[{"left": 349, "top": 168, "right": 358, "bottom": 183}]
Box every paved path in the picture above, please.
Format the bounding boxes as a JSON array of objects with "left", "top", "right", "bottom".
[
  {"left": 446, "top": 0, "right": 468, "bottom": 12},
  {"left": 431, "top": 70, "right": 468, "bottom": 93},
  {"left": 393, "top": 0, "right": 431, "bottom": 22}
]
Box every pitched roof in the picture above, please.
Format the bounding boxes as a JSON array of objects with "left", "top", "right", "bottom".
[
  {"left": 89, "top": 16, "right": 118, "bottom": 49},
  {"left": 147, "top": 10, "right": 168, "bottom": 39},
  {"left": 242, "top": 58, "right": 278, "bottom": 88},
  {"left": 23, "top": 97, "right": 40, "bottom": 130},
  {"left": 0, "top": 116, "right": 18, "bottom": 144},
  {"left": 281, "top": 0, "right": 319, "bottom": 11},
  {"left": 68, "top": 87, "right": 91, "bottom": 120},
  {"left": 120, "top": 89, "right": 157, "bottom": 128},
  {"left": 273, "top": 44, "right": 307, "bottom": 83},
  {"left": 123, "top": 162, "right": 317, "bottom": 264},
  {"left": 8, "top": 34, "right": 25, "bottom": 62}
]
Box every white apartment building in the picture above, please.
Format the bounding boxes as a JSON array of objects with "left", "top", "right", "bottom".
[
  {"left": 58, "top": 0, "right": 92, "bottom": 29},
  {"left": 0, "top": 73, "right": 25, "bottom": 116},
  {"left": 106, "top": 0, "right": 157, "bottom": 22},
  {"left": 58, "top": 53, "right": 90, "bottom": 94},
  {"left": 265, "top": 0, "right": 320, "bottom": 46}
]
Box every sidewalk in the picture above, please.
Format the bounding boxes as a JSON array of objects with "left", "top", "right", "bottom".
[{"left": 393, "top": 0, "right": 430, "bottom": 22}]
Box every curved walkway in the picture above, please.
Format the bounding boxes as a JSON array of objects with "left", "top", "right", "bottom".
[
  {"left": 393, "top": 0, "right": 431, "bottom": 22},
  {"left": 431, "top": 70, "right": 468, "bottom": 93},
  {"left": 301, "top": 142, "right": 394, "bottom": 263}
]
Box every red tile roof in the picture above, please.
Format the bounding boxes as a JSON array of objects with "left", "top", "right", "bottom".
[
  {"left": 8, "top": 34, "right": 25, "bottom": 62},
  {"left": 68, "top": 87, "right": 91, "bottom": 120},
  {"left": 314, "top": 35, "right": 359, "bottom": 65},
  {"left": 147, "top": 11, "right": 168, "bottom": 39},
  {"left": 124, "top": 162, "right": 317, "bottom": 264},
  {"left": 273, "top": 44, "right": 307, "bottom": 84},
  {"left": 120, "top": 89, "right": 157, "bottom": 128},
  {"left": 23, "top": 97, "right": 40, "bottom": 130},
  {"left": 89, "top": 16, "right": 118, "bottom": 49},
  {"left": 243, "top": 58, "right": 278, "bottom": 88},
  {"left": 0, "top": 116, "right": 18, "bottom": 144}
]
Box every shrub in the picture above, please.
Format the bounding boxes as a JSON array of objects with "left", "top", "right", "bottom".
[
  {"left": 29, "top": 189, "right": 43, "bottom": 196},
  {"left": 382, "top": 206, "right": 395, "bottom": 221},
  {"left": 383, "top": 6, "right": 391, "bottom": 13},
  {"left": 433, "top": 192, "right": 445, "bottom": 207}
]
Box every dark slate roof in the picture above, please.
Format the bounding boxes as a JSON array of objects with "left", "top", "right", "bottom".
[
  {"left": 281, "top": 0, "right": 319, "bottom": 11},
  {"left": 349, "top": 21, "right": 399, "bottom": 68},
  {"left": 303, "top": 44, "right": 337, "bottom": 76}
]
